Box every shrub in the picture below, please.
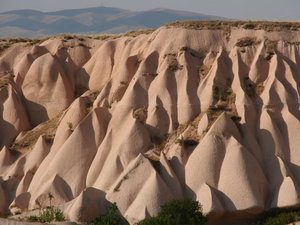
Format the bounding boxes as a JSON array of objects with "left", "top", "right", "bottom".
[
  {"left": 264, "top": 39, "right": 277, "bottom": 61},
  {"left": 138, "top": 199, "right": 207, "bottom": 225},
  {"left": 213, "top": 86, "right": 230, "bottom": 101},
  {"left": 168, "top": 64, "right": 183, "bottom": 72},
  {"left": 236, "top": 37, "right": 259, "bottom": 47},
  {"left": 247, "top": 207, "right": 300, "bottom": 225},
  {"left": 175, "top": 138, "right": 198, "bottom": 147},
  {"left": 263, "top": 211, "right": 300, "bottom": 225},
  {"left": 0, "top": 212, "right": 7, "bottom": 218},
  {"left": 142, "top": 72, "right": 158, "bottom": 77},
  {"left": 197, "top": 64, "right": 211, "bottom": 77},
  {"left": 175, "top": 138, "right": 184, "bottom": 146},
  {"left": 243, "top": 23, "right": 256, "bottom": 29},
  {"left": 67, "top": 122, "right": 73, "bottom": 131},
  {"left": 27, "top": 206, "right": 66, "bottom": 223},
  {"left": 180, "top": 46, "right": 188, "bottom": 51},
  {"left": 133, "top": 107, "right": 148, "bottom": 123},
  {"left": 27, "top": 215, "right": 40, "bottom": 222},
  {"left": 90, "top": 203, "right": 122, "bottom": 225}
]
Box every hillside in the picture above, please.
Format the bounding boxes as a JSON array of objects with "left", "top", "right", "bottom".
[
  {"left": 0, "top": 7, "right": 226, "bottom": 38},
  {"left": 1, "top": 21, "right": 300, "bottom": 225}
]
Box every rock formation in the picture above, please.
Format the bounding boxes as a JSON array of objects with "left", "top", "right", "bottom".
[{"left": 1, "top": 21, "right": 300, "bottom": 224}]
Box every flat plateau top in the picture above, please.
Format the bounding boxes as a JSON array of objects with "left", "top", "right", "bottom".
[{"left": 165, "top": 20, "right": 300, "bottom": 31}]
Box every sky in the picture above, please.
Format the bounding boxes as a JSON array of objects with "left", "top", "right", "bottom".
[{"left": 0, "top": 0, "right": 300, "bottom": 21}]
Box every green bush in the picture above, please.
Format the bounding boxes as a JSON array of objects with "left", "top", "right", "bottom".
[
  {"left": 175, "top": 138, "right": 184, "bottom": 146},
  {"left": 27, "top": 215, "right": 40, "bottom": 222},
  {"left": 0, "top": 212, "right": 7, "bottom": 218},
  {"left": 264, "top": 212, "right": 298, "bottom": 225},
  {"left": 90, "top": 203, "right": 122, "bottom": 225},
  {"left": 67, "top": 122, "right": 73, "bottom": 131},
  {"left": 138, "top": 199, "right": 207, "bottom": 225},
  {"left": 27, "top": 206, "right": 66, "bottom": 223},
  {"left": 247, "top": 208, "right": 300, "bottom": 225}
]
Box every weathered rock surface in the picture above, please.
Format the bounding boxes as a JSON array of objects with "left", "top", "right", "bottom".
[{"left": 1, "top": 21, "right": 300, "bottom": 224}]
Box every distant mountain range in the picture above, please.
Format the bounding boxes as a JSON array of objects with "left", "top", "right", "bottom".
[{"left": 0, "top": 7, "right": 226, "bottom": 38}]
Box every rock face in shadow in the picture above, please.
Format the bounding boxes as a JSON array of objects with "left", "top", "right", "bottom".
[{"left": 1, "top": 21, "right": 300, "bottom": 224}]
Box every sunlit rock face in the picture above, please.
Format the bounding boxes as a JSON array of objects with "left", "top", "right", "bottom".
[{"left": 1, "top": 21, "right": 300, "bottom": 224}]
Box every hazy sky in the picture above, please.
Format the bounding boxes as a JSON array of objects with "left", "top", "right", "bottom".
[{"left": 1, "top": 0, "right": 300, "bottom": 20}]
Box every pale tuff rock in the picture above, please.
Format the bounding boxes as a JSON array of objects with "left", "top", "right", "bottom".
[{"left": 1, "top": 22, "right": 300, "bottom": 224}]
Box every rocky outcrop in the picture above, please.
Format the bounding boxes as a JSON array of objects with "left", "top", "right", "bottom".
[{"left": 1, "top": 21, "right": 300, "bottom": 224}]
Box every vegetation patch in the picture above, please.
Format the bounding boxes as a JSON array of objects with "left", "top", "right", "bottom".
[
  {"left": 164, "top": 53, "right": 183, "bottom": 72},
  {"left": 133, "top": 107, "right": 148, "bottom": 123},
  {"left": 89, "top": 203, "right": 122, "bottom": 225},
  {"left": 138, "top": 199, "right": 207, "bottom": 225},
  {"left": 0, "top": 74, "right": 12, "bottom": 88},
  {"left": 213, "top": 86, "right": 232, "bottom": 102},
  {"left": 165, "top": 21, "right": 300, "bottom": 32},
  {"left": 122, "top": 29, "right": 155, "bottom": 38},
  {"left": 247, "top": 207, "right": 300, "bottom": 225},
  {"left": 78, "top": 43, "right": 88, "bottom": 48},
  {"left": 180, "top": 46, "right": 188, "bottom": 51},
  {"left": 243, "top": 77, "right": 265, "bottom": 97},
  {"left": 175, "top": 137, "right": 198, "bottom": 147},
  {"left": 236, "top": 37, "right": 260, "bottom": 47},
  {"left": 255, "top": 83, "right": 265, "bottom": 96},
  {"left": 151, "top": 111, "right": 204, "bottom": 158},
  {"left": 0, "top": 43, "right": 11, "bottom": 55},
  {"left": 243, "top": 23, "right": 256, "bottom": 29},
  {"left": 62, "top": 35, "right": 75, "bottom": 41},
  {"left": 67, "top": 122, "right": 74, "bottom": 132},
  {"left": 10, "top": 113, "right": 63, "bottom": 152},
  {"left": 168, "top": 64, "right": 183, "bottom": 72},
  {"left": 204, "top": 87, "right": 240, "bottom": 133},
  {"left": 0, "top": 38, "right": 44, "bottom": 56},
  {"left": 27, "top": 206, "right": 65, "bottom": 223},
  {"left": 198, "top": 64, "right": 212, "bottom": 78},
  {"left": 142, "top": 72, "right": 158, "bottom": 77},
  {"left": 0, "top": 212, "right": 8, "bottom": 218},
  {"left": 264, "top": 39, "right": 278, "bottom": 61},
  {"left": 90, "top": 29, "right": 154, "bottom": 41},
  {"left": 85, "top": 90, "right": 100, "bottom": 111}
]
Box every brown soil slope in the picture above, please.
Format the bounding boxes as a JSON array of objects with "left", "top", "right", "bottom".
[{"left": 1, "top": 21, "right": 300, "bottom": 224}]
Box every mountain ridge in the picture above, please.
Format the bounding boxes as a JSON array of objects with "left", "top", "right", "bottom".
[{"left": 0, "top": 7, "right": 226, "bottom": 38}]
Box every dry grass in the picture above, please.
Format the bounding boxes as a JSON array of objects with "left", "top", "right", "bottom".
[
  {"left": 198, "top": 64, "right": 211, "bottom": 77},
  {"left": 149, "top": 113, "right": 205, "bottom": 159},
  {"left": 165, "top": 20, "right": 300, "bottom": 32},
  {"left": 0, "top": 43, "right": 11, "bottom": 56},
  {"left": 0, "top": 38, "right": 44, "bottom": 56},
  {"left": 243, "top": 77, "right": 266, "bottom": 97},
  {"left": 264, "top": 39, "right": 278, "bottom": 60},
  {"left": 90, "top": 29, "right": 154, "bottom": 41},
  {"left": 153, "top": 123, "right": 188, "bottom": 154},
  {"left": 142, "top": 72, "right": 158, "bottom": 77},
  {"left": 147, "top": 89, "right": 237, "bottom": 156},
  {"left": 10, "top": 113, "right": 63, "bottom": 152},
  {"left": 85, "top": 90, "right": 100, "bottom": 111},
  {"left": 133, "top": 107, "right": 148, "bottom": 123},
  {"left": 0, "top": 74, "right": 11, "bottom": 88},
  {"left": 164, "top": 53, "right": 183, "bottom": 72},
  {"left": 236, "top": 37, "right": 260, "bottom": 47},
  {"left": 180, "top": 114, "right": 204, "bottom": 144},
  {"left": 59, "top": 34, "right": 89, "bottom": 44},
  {"left": 255, "top": 83, "right": 265, "bottom": 95},
  {"left": 204, "top": 87, "right": 240, "bottom": 134},
  {"left": 122, "top": 29, "right": 155, "bottom": 37}
]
